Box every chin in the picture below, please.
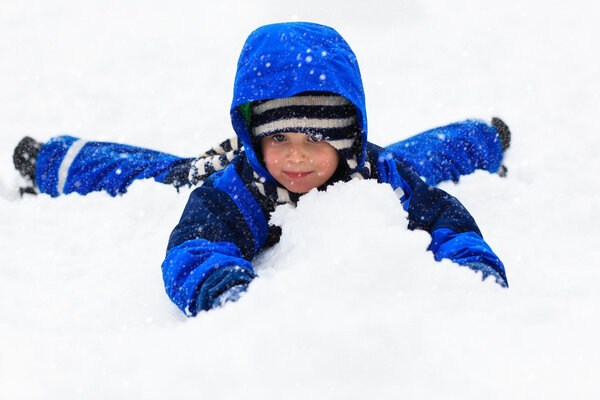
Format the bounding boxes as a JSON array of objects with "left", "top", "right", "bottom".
[
  {"left": 284, "top": 184, "right": 313, "bottom": 194},
  {"left": 286, "top": 187, "right": 309, "bottom": 194}
]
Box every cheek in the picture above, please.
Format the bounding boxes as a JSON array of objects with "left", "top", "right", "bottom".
[
  {"left": 262, "top": 147, "right": 280, "bottom": 169},
  {"left": 315, "top": 149, "right": 340, "bottom": 172}
]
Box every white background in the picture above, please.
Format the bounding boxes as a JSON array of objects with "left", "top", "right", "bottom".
[{"left": 1, "top": 0, "right": 599, "bottom": 398}]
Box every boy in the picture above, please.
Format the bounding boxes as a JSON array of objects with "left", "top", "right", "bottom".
[{"left": 13, "top": 22, "right": 510, "bottom": 316}]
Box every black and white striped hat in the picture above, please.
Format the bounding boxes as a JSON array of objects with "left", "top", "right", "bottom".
[{"left": 250, "top": 92, "right": 358, "bottom": 142}]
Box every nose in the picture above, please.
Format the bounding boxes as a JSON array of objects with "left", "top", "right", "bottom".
[{"left": 286, "top": 141, "right": 308, "bottom": 162}]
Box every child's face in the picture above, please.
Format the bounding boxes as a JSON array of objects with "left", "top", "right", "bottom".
[{"left": 260, "top": 132, "right": 340, "bottom": 193}]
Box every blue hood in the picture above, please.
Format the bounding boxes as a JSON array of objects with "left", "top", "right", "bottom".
[{"left": 230, "top": 22, "right": 368, "bottom": 184}]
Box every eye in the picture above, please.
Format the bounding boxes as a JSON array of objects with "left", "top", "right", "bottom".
[
  {"left": 308, "top": 133, "right": 324, "bottom": 142},
  {"left": 271, "top": 134, "right": 286, "bottom": 142}
]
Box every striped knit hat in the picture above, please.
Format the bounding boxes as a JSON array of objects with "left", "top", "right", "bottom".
[{"left": 251, "top": 92, "right": 358, "bottom": 141}]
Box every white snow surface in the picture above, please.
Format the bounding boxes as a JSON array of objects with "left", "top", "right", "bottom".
[{"left": 1, "top": 0, "right": 600, "bottom": 398}]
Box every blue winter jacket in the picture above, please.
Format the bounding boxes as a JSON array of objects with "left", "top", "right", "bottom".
[{"left": 162, "top": 22, "right": 507, "bottom": 316}]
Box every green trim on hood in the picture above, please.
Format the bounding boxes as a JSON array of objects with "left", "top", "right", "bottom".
[{"left": 239, "top": 103, "right": 252, "bottom": 128}]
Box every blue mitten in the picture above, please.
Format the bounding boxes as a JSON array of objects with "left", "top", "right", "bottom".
[{"left": 196, "top": 265, "right": 256, "bottom": 311}]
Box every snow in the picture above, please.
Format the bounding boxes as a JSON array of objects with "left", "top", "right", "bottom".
[{"left": 1, "top": 0, "right": 600, "bottom": 398}]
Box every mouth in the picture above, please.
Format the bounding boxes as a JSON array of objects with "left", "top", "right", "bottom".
[{"left": 283, "top": 171, "right": 313, "bottom": 179}]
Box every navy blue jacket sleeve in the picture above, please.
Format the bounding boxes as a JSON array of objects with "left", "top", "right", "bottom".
[
  {"left": 398, "top": 161, "right": 482, "bottom": 235},
  {"left": 166, "top": 185, "right": 256, "bottom": 258}
]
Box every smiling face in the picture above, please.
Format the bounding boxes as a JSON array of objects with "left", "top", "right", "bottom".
[{"left": 260, "top": 132, "right": 340, "bottom": 193}]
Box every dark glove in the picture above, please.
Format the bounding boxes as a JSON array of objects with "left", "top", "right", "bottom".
[
  {"left": 462, "top": 262, "right": 508, "bottom": 288},
  {"left": 196, "top": 265, "right": 256, "bottom": 311},
  {"left": 212, "top": 284, "right": 249, "bottom": 308}
]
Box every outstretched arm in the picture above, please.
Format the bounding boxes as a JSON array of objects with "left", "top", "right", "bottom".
[
  {"left": 162, "top": 164, "right": 269, "bottom": 316},
  {"left": 375, "top": 150, "right": 508, "bottom": 287}
]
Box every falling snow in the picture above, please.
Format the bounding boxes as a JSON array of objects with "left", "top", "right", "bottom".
[{"left": 1, "top": 1, "right": 599, "bottom": 399}]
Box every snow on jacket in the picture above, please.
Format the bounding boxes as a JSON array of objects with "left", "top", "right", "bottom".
[{"left": 161, "top": 22, "right": 507, "bottom": 316}]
